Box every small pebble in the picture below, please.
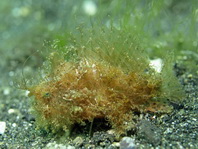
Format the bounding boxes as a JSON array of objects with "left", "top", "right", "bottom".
[
  {"left": 8, "top": 109, "right": 16, "bottom": 114},
  {"left": 120, "top": 137, "right": 135, "bottom": 149},
  {"left": 165, "top": 128, "right": 173, "bottom": 134},
  {"left": 0, "top": 121, "right": 6, "bottom": 134},
  {"left": 107, "top": 129, "right": 115, "bottom": 135},
  {"left": 112, "top": 142, "right": 120, "bottom": 147},
  {"left": 8, "top": 109, "right": 19, "bottom": 114},
  {"left": 12, "top": 123, "right": 17, "bottom": 127},
  {"left": 73, "top": 136, "right": 83, "bottom": 146},
  {"left": 67, "top": 145, "right": 75, "bottom": 149},
  {"left": 45, "top": 142, "right": 69, "bottom": 149}
]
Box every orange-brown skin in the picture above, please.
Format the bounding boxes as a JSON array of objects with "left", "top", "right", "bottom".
[{"left": 28, "top": 58, "right": 170, "bottom": 136}]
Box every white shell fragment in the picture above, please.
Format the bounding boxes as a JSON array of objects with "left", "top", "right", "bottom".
[
  {"left": 149, "top": 58, "right": 163, "bottom": 73},
  {"left": 0, "top": 121, "right": 6, "bottom": 134}
]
